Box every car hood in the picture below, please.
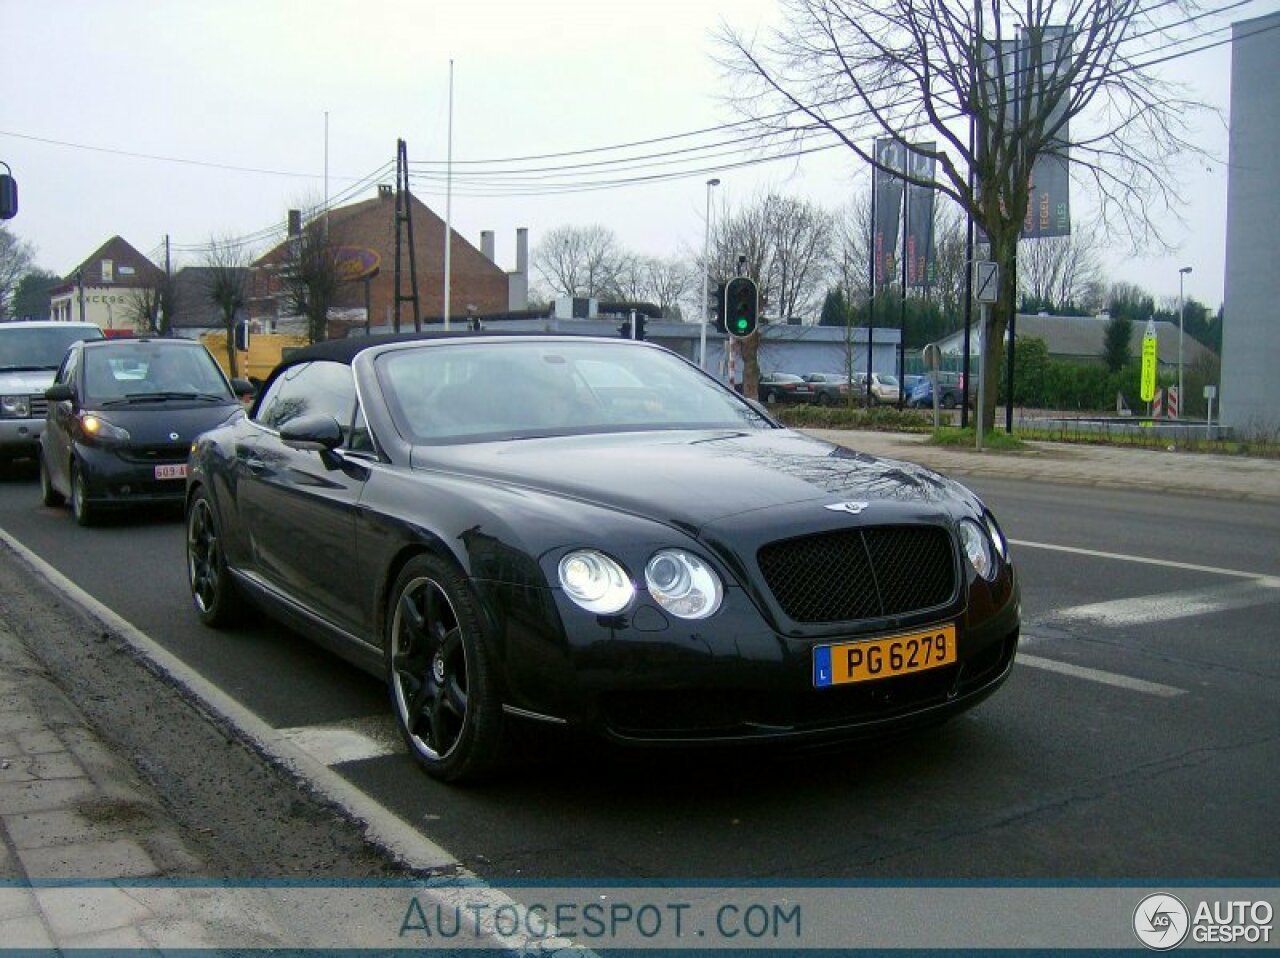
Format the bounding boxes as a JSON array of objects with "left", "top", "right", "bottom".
[
  {"left": 413, "top": 428, "right": 964, "bottom": 531},
  {"left": 88, "top": 402, "right": 240, "bottom": 444},
  {"left": 0, "top": 370, "right": 57, "bottom": 394}
]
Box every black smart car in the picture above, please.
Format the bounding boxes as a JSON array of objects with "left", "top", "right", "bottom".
[
  {"left": 186, "top": 333, "right": 1019, "bottom": 782},
  {"left": 39, "top": 337, "right": 251, "bottom": 525}
]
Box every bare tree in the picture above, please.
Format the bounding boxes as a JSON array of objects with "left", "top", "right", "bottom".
[
  {"left": 641, "top": 257, "right": 695, "bottom": 318},
  {"left": 720, "top": 0, "right": 1209, "bottom": 431},
  {"left": 204, "top": 237, "right": 252, "bottom": 377},
  {"left": 0, "top": 225, "right": 35, "bottom": 320},
  {"left": 532, "top": 225, "right": 629, "bottom": 299},
  {"left": 124, "top": 285, "right": 161, "bottom": 334},
  {"left": 282, "top": 220, "right": 342, "bottom": 344},
  {"left": 707, "top": 190, "right": 833, "bottom": 397},
  {"left": 1018, "top": 225, "right": 1103, "bottom": 311}
]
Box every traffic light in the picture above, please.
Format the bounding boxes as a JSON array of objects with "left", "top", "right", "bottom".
[
  {"left": 723, "top": 277, "right": 758, "bottom": 339},
  {"left": 617, "top": 314, "right": 647, "bottom": 340},
  {"left": 711, "top": 283, "right": 727, "bottom": 333},
  {"left": 233, "top": 319, "right": 251, "bottom": 352}
]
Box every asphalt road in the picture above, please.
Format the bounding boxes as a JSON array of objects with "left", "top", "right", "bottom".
[{"left": 0, "top": 459, "right": 1276, "bottom": 880}]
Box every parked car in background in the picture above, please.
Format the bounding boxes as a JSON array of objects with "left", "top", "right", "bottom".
[
  {"left": 852, "top": 372, "right": 901, "bottom": 405},
  {"left": 0, "top": 321, "right": 104, "bottom": 462},
  {"left": 39, "top": 337, "right": 253, "bottom": 525},
  {"left": 802, "top": 372, "right": 854, "bottom": 406},
  {"left": 909, "top": 371, "right": 969, "bottom": 409},
  {"left": 758, "top": 372, "right": 815, "bottom": 405},
  {"left": 184, "top": 333, "right": 1020, "bottom": 783}
]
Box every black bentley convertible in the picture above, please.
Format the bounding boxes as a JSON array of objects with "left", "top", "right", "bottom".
[{"left": 185, "top": 333, "right": 1019, "bottom": 782}]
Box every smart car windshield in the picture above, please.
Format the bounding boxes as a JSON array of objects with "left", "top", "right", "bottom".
[
  {"left": 377, "top": 340, "right": 772, "bottom": 442},
  {"left": 83, "top": 344, "right": 232, "bottom": 405}
]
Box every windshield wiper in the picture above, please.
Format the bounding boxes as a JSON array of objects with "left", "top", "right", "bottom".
[
  {"left": 0, "top": 364, "right": 59, "bottom": 372},
  {"left": 116, "top": 391, "right": 228, "bottom": 403}
]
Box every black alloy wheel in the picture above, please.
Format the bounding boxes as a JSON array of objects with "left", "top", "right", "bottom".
[
  {"left": 385, "top": 554, "right": 504, "bottom": 783},
  {"left": 186, "top": 488, "right": 242, "bottom": 627},
  {"left": 39, "top": 451, "right": 63, "bottom": 507},
  {"left": 70, "top": 461, "right": 95, "bottom": 527}
]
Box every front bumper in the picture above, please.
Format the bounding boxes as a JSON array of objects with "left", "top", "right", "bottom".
[
  {"left": 75, "top": 443, "right": 188, "bottom": 507},
  {"left": 490, "top": 573, "right": 1021, "bottom": 746},
  {"left": 0, "top": 418, "right": 44, "bottom": 457}
]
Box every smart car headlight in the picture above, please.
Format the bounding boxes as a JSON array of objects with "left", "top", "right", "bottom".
[
  {"left": 645, "top": 550, "right": 723, "bottom": 620},
  {"left": 959, "top": 518, "right": 997, "bottom": 580},
  {"left": 0, "top": 395, "right": 30, "bottom": 418},
  {"left": 79, "top": 414, "right": 131, "bottom": 443},
  {"left": 558, "top": 550, "right": 635, "bottom": 615}
]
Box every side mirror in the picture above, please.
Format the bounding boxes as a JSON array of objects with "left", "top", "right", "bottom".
[
  {"left": 45, "top": 384, "right": 73, "bottom": 403},
  {"left": 278, "top": 414, "right": 343, "bottom": 451},
  {"left": 230, "top": 378, "right": 256, "bottom": 399}
]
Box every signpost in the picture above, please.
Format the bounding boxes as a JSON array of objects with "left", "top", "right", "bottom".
[
  {"left": 1140, "top": 319, "right": 1158, "bottom": 410},
  {"left": 973, "top": 262, "right": 998, "bottom": 450}
]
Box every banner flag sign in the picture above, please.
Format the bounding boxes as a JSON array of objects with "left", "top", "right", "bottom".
[
  {"left": 905, "top": 143, "right": 937, "bottom": 287},
  {"left": 872, "top": 138, "right": 906, "bottom": 288}
]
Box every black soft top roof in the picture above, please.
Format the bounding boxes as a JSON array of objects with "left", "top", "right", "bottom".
[{"left": 273, "top": 330, "right": 603, "bottom": 371}]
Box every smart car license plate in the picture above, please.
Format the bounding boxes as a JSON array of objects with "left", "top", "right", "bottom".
[
  {"left": 155, "top": 463, "right": 187, "bottom": 480},
  {"left": 813, "top": 625, "right": 957, "bottom": 687}
]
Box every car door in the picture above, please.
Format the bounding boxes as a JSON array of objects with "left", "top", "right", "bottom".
[
  {"left": 237, "top": 360, "right": 372, "bottom": 638},
  {"left": 42, "top": 345, "right": 81, "bottom": 495}
]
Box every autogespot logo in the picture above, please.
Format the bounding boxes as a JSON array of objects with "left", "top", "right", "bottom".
[{"left": 1134, "top": 893, "right": 1190, "bottom": 950}]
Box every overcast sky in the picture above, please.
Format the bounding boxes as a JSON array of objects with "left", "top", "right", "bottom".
[{"left": 4, "top": 0, "right": 1274, "bottom": 310}]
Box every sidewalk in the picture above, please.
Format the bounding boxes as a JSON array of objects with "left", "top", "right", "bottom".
[
  {"left": 803, "top": 429, "right": 1280, "bottom": 504},
  {"left": 0, "top": 622, "right": 298, "bottom": 949}
]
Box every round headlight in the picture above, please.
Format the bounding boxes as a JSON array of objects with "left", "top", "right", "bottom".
[
  {"left": 558, "top": 550, "right": 634, "bottom": 615},
  {"left": 959, "top": 519, "right": 996, "bottom": 580},
  {"left": 984, "top": 512, "right": 1008, "bottom": 561},
  {"left": 644, "top": 550, "right": 723, "bottom": 620}
]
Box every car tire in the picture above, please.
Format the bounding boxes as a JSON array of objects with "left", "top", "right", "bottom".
[
  {"left": 70, "top": 461, "right": 96, "bottom": 527},
  {"left": 39, "top": 451, "right": 63, "bottom": 507},
  {"left": 942, "top": 393, "right": 958, "bottom": 410},
  {"left": 385, "top": 554, "right": 506, "bottom": 783},
  {"left": 763, "top": 389, "right": 778, "bottom": 405},
  {"left": 186, "top": 487, "right": 243, "bottom": 628},
  {"left": 817, "top": 392, "right": 832, "bottom": 407}
]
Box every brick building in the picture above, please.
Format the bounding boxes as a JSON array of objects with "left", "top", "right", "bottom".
[
  {"left": 246, "top": 187, "right": 526, "bottom": 335},
  {"left": 49, "top": 236, "right": 164, "bottom": 332}
]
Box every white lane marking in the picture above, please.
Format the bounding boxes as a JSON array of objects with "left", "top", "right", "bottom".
[
  {"left": 1018, "top": 654, "right": 1186, "bottom": 697},
  {"left": 1009, "top": 538, "right": 1274, "bottom": 581},
  {"left": 1038, "top": 579, "right": 1280, "bottom": 629},
  {"left": 279, "top": 717, "right": 400, "bottom": 765}
]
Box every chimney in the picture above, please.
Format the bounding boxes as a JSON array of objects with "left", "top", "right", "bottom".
[
  {"left": 516, "top": 227, "right": 529, "bottom": 274},
  {"left": 377, "top": 184, "right": 393, "bottom": 200},
  {"left": 481, "top": 230, "right": 495, "bottom": 263}
]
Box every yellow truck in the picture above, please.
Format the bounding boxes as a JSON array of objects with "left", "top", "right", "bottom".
[{"left": 200, "top": 331, "right": 309, "bottom": 385}]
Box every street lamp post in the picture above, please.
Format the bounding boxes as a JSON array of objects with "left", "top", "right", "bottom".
[
  {"left": 1178, "top": 265, "right": 1192, "bottom": 417},
  {"left": 699, "top": 177, "right": 720, "bottom": 369}
]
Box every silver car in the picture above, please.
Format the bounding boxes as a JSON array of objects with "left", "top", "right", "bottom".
[{"left": 0, "top": 322, "right": 104, "bottom": 461}]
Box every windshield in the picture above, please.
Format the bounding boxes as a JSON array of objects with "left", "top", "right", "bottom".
[
  {"left": 83, "top": 343, "right": 233, "bottom": 404},
  {"left": 0, "top": 327, "right": 102, "bottom": 370},
  {"left": 377, "top": 340, "right": 772, "bottom": 443}
]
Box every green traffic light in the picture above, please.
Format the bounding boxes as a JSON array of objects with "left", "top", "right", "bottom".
[{"left": 735, "top": 318, "right": 747, "bottom": 331}]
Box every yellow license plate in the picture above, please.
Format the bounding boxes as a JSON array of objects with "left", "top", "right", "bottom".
[{"left": 813, "top": 624, "right": 957, "bottom": 687}]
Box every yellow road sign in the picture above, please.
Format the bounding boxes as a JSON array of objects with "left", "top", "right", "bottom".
[{"left": 1140, "top": 320, "right": 1157, "bottom": 402}]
